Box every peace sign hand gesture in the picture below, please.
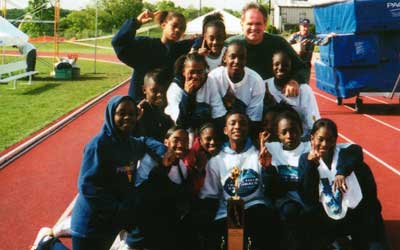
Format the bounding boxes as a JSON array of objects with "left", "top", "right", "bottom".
[
  {"left": 308, "top": 140, "right": 321, "bottom": 165},
  {"left": 258, "top": 131, "right": 270, "bottom": 151},
  {"left": 258, "top": 131, "right": 272, "bottom": 168},
  {"left": 137, "top": 10, "right": 160, "bottom": 24},
  {"left": 197, "top": 39, "right": 209, "bottom": 57},
  {"left": 259, "top": 146, "right": 272, "bottom": 169}
]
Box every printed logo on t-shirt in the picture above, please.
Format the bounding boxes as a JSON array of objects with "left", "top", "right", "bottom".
[
  {"left": 116, "top": 160, "right": 137, "bottom": 182},
  {"left": 277, "top": 165, "right": 299, "bottom": 182},
  {"left": 277, "top": 165, "right": 299, "bottom": 190},
  {"left": 224, "top": 169, "right": 259, "bottom": 197}
]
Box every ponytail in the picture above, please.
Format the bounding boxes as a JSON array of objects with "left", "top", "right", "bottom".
[{"left": 155, "top": 11, "right": 187, "bottom": 31}]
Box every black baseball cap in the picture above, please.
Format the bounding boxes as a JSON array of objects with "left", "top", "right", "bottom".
[{"left": 299, "top": 18, "right": 310, "bottom": 26}]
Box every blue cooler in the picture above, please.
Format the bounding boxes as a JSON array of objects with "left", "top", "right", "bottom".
[{"left": 314, "top": 0, "right": 400, "bottom": 34}]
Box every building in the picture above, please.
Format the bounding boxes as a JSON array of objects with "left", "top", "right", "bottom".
[
  {"left": 143, "top": 0, "right": 315, "bottom": 32},
  {"left": 271, "top": 0, "right": 314, "bottom": 31}
]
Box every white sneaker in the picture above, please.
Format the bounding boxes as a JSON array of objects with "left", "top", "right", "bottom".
[
  {"left": 31, "top": 227, "right": 53, "bottom": 250},
  {"left": 53, "top": 216, "right": 71, "bottom": 237}
]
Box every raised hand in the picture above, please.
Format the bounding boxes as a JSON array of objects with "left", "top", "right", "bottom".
[
  {"left": 327, "top": 32, "right": 337, "bottom": 39},
  {"left": 162, "top": 149, "right": 178, "bottom": 168},
  {"left": 259, "top": 146, "right": 272, "bottom": 168},
  {"left": 137, "top": 10, "right": 160, "bottom": 24},
  {"left": 300, "top": 38, "right": 310, "bottom": 46},
  {"left": 308, "top": 140, "right": 321, "bottom": 164},
  {"left": 136, "top": 99, "right": 147, "bottom": 121},
  {"left": 184, "top": 79, "right": 199, "bottom": 94},
  {"left": 258, "top": 131, "right": 270, "bottom": 151},
  {"left": 197, "top": 38, "right": 209, "bottom": 57},
  {"left": 282, "top": 79, "right": 300, "bottom": 97}
]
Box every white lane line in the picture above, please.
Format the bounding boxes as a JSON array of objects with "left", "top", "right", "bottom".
[
  {"left": 338, "top": 133, "right": 400, "bottom": 176},
  {"left": 54, "top": 194, "right": 77, "bottom": 227},
  {"left": 365, "top": 96, "right": 391, "bottom": 104},
  {"left": 311, "top": 88, "right": 400, "bottom": 132}
]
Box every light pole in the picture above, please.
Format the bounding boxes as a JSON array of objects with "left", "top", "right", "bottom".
[
  {"left": 1, "top": 0, "right": 6, "bottom": 17},
  {"left": 198, "top": 0, "right": 201, "bottom": 17},
  {"left": 94, "top": 0, "right": 98, "bottom": 73},
  {"left": 54, "top": 0, "right": 60, "bottom": 65}
]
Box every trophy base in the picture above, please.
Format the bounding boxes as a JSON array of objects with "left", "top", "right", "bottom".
[
  {"left": 227, "top": 197, "right": 244, "bottom": 250},
  {"left": 227, "top": 228, "right": 244, "bottom": 250}
]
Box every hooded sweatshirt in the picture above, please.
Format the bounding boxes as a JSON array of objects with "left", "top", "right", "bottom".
[
  {"left": 199, "top": 138, "right": 268, "bottom": 220},
  {"left": 112, "top": 18, "right": 194, "bottom": 101},
  {"left": 71, "top": 96, "right": 163, "bottom": 238}
]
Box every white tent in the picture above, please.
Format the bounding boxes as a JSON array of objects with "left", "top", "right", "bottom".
[
  {"left": 185, "top": 10, "right": 242, "bottom": 36},
  {"left": 0, "top": 16, "right": 28, "bottom": 47}
]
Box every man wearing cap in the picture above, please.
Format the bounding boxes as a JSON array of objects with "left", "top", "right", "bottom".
[{"left": 289, "top": 19, "right": 336, "bottom": 68}]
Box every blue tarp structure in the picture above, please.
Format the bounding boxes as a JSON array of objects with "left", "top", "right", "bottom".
[
  {"left": 313, "top": 0, "right": 400, "bottom": 34},
  {"left": 313, "top": 0, "right": 400, "bottom": 100}
]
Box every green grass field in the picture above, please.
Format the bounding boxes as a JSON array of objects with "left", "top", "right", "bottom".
[
  {"left": 81, "top": 37, "right": 113, "bottom": 47},
  {"left": 81, "top": 26, "right": 163, "bottom": 47},
  {"left": 0, "top": 56, "right": 131, "bottom": 151},
  {"left": 31, "top": 26, "right": 162, "bottom": 55},
  {"left": 33, "top": 41, "right": 115, "bottom": 55}
]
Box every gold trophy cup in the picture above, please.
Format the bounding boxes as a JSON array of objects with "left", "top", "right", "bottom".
[{"left": 227, "top": 166, "right": 245, "bottom": 250}]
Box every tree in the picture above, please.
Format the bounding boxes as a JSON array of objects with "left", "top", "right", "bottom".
[
  {"left": 155, "top": 0, "right": 176, "bottom": 11},
  {"left": 101, "top": 0, "right": 143, "bottom": 30},
  {"left": 60, "top": 9, "right": 95, "bottom": 38},
  {"left": 20, "top": 0, "right": 54, "bottom": 37},
  {"left": 5, "top": 9, "right": 27, "bottom": 20}
]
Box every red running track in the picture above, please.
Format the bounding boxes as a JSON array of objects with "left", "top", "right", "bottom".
[
  {"left": 0, "top": 82, "right": 130, "bottom": 250},
  {"left": 0, "top": 70, "right": 399, "bottom": 250}
]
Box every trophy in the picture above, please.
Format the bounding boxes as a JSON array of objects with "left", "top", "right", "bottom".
[{"left": 227, "top": 166, "right": 245, "bottom": 250}]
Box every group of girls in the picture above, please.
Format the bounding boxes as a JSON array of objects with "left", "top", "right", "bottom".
[{"left": 67, "top": 7, "right": 391, "bottom": 250}]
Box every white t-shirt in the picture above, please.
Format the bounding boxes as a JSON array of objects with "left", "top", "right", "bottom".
[
  {"left": 200, "top": 141, "right": 267, "bottom": 220},
  {"left": 135, "top": 153, "right": 188, "bottom": 187},
  {"left": 165, "top": 81, "right": 226, "bottom": 122},
  {"left": 18, "top": 42, "right": 36, "bottom": 55},
  {"left": 265, "top": 77, "right": 320, "bottom": 136},
  {"left": 317, "top": 143, "right": 363, "bottom": 220},
  {"left": 206, "top": 47, "right": 226, "bottom": 71},
  {"left": 201, "top": 66, "right": 265, "bottom": 121},
  {"left": 266, "top": 141, "right": 311, "bottom": 206}
]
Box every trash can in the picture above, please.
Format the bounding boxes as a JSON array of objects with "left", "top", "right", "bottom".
[
  {"left": 55, "top": 68, "right": 73, "bottom": 80},
  {"left": 72, "top": 67, "right": 80, "bottom": 79},
  {"left": 55, "top": 61, "right": 73, "bottom": 80}
]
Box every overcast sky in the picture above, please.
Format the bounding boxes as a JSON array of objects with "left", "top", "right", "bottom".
[{"left": 8, "top": 0, "right": 94, "bottom": 10}]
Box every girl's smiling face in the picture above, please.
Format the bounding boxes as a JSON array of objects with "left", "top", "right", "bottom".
[
  {"left": 166, "top": 129, "right": 189, "bottom": 159},
  {"left": 199, "top": 127, "right": 219, "bottom": 156},
  {"left": 182, "top": 60, "right": 207, "bottom": 90},
  {"left": 272, "top": 52, "right": 292, "bottom": 81},
  {"left": 143, "top": 80, "right": 166, "bottom": 107},
  {"left": 224, "top": 44, "right": 246, "bottom": 82},
  {"left": 310, "top": 126, "right": 337, "bottom": 158},
  {"left": 114, "top": 99, "right": 137, "bottom": 136},
  {"left": 277, "top": 118, "right": 301, "bottom": 150},
  {"left": 224, "top": 113, "right": 249, "bottom": 143},
  {"left": 203, "top": 26, "right": 226, "bottom": 56}
]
